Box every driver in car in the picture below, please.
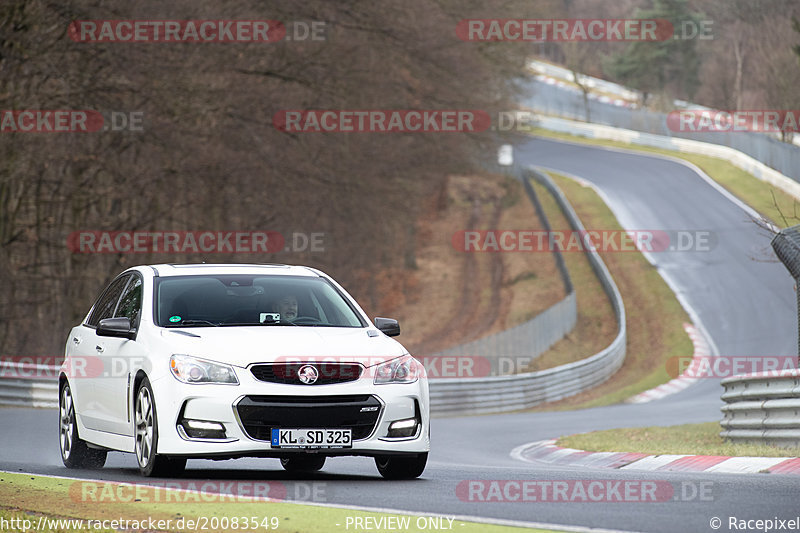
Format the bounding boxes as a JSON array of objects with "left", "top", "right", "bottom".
[{"left": 273, "top": 294, "right": 299, "bottom": 322}]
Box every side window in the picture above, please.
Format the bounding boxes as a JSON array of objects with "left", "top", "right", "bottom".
[
  {"left": 115, "top": 275, "right": 143, "bottom": 328},
  {"left": 86, "top": 275, "right": 131, "bottom": 327}
]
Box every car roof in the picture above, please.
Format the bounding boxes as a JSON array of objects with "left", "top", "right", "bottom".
[{"left": 145, "top": 263, "right": 321, "bottom": 278}]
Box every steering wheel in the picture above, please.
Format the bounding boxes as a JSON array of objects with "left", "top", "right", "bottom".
[{"left": 293, "top": 316, "right": 321, "bottom": 324}]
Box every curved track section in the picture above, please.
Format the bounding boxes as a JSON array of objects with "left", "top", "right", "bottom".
[{"left": 1, "top": 137, "right": 796, "bottom": 533}]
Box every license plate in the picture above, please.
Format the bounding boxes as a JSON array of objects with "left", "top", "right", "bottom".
[{"left": 270, "top": 428, "right": 352, "bottom": 449}]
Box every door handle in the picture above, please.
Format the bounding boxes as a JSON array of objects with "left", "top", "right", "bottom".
[{"left": 95, "top": 345, "right": 104, "bottom": 353}]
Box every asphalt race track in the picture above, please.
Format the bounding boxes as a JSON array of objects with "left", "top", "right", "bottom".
[{"left": 1, "top": 137, "right": 797, "bottom": 533}]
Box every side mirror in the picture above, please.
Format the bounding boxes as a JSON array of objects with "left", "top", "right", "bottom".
[
  {"left": 97, "top": 317, "right": 136, "bottom": 340},
  {"left": 374, "top": 317, "right": 400, "bottom": 337}
]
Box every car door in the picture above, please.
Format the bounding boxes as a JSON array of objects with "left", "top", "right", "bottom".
[
  {"left": 104, "top": 273, "right": 144, "bottom": 435},
  {"left": 73, "top": 274, "right": 131, "bottom": 433}
]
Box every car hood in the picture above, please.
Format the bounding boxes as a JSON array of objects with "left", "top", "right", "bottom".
[{"left": 158, "top": 326, "right": 407, "bottom": 368}]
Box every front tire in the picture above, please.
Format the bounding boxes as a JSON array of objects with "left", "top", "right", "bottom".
[
  {"left": 375, "top": 452, "right": 427, "bottom": 480},
  {"left": 135, "top": 378, "right": 186, "bottom": 477},
  {"left": 280, "top": 455, "right": 326, "bottom": 472},
  {"left": 59, "top": 382, "right": 106, "bottom": 469}
]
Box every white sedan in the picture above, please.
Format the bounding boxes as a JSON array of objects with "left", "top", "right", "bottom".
[{"left": 59, "top": 263, "right": 429, "bottom": 478}]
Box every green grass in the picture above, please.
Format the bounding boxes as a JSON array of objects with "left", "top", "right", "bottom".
[
  {"left": 0, "top": 472, "right": 562, "bottom": 533},
  {"left": 523, "top": 171, "right": 693, "bottom": 410},
  {"left": 521, "top": 179, "right": 617, "bottom": 372},
  {"left": 520, "top": 125, "right": 796, "bottom": 410},
  {"left": 0, "top": 509, "right": 115, "bottom": 533},
  {"left": 529, "top": 127, "right": 798, "bottom": 228},
  {"left": 557, "top": 422, "right": 800, "bottom": 457}
]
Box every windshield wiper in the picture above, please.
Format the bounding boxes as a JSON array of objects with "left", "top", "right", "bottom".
[{"left": 169, "top": 319, "right": 220, "bottom": 327}]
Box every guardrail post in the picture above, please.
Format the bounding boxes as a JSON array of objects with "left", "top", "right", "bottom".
[{"left": 770, "top": 224, "right": 800, "bottom": 368}]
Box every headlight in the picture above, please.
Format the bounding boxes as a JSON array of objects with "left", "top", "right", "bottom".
[
  {"left": 169, "top": 354, "right": 239, "bottom": 384},
  {"left": 373, "top": 355, "right": 419, "bottom": 384}
]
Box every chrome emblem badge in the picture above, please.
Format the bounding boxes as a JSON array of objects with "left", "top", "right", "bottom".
[{"left": 297, "top": 365, "right": 319, "bottom": 385}]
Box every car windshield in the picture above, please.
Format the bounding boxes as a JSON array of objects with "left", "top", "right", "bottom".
[{"left": 155, "top": 274, "right": 365, "bottom": 328}]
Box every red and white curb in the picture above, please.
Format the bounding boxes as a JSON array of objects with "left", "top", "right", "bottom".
[
  {"left": 511, "top": 439, "right": 800, "bottom": 475},
  {"left": 626, "top": 323, "right": 708, "bottom": 404}
]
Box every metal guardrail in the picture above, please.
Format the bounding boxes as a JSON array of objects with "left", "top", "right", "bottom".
[
  {"left": 720, "top": 370, "right": 800, "bottom": 448},
  {"left": 521, "top": 172, "right": 574, "bottom": 294},
  {"left": 0, "top": 362, "right": 60, "bottom": 408},
  {"left": 429, "top": 168, "right": 627, "bottom": 416},
  {"left": 436, "top": 170, "right": 577, "bottom": 374},
  {"left": 435, "top": 291, "right": 576, "bottom": 376},
  {"left": 524, "top": 79, "right": 800, "bottom": 183},
  {"left": 534, "top": 115, "right": 800, "bottom": 201},
  {"left": 2, "top": 172, "right": 625, "bottom": 415}
]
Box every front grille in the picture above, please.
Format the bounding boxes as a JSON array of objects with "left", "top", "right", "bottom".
[
  {"left": 250, "top": 363, "right": 363, "bottom": 385},
  {"left": 236, "top": 394, "right": 381, "bottom": 441}
]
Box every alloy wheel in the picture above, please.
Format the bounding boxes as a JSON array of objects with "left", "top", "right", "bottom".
[{"left": 135, "top": 386, "right": 154, "bottom": 467}]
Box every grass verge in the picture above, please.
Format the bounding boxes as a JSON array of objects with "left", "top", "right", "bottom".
[
  {"left": 530, "top": 127, "right": 798, "bottom": 227},
  {"left": 524, "top": 171, "right": 693, "bottom": 409},
  {"left": 557, "top": 422, "right": 799, "bottom": 458},
  {"left": 0, "top": 471, "right": 559, "bottom": 533},
  {"left": 521, "top": 180, "right": 616, "bottom": 371},
  {"left": 519, "top": 124, "right": 798, "bottom": 409}
]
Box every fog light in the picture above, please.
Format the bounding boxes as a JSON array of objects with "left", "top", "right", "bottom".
[
  {"left": 180, "top": 419, "right": 227, "bottom": 439},
  {"left": 387, "top": 417, "right": 418, "bottom": 438}
]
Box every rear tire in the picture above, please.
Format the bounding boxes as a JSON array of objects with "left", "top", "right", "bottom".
[
  {"left": 280, "top": 455, "right": 326, "bottom": 472},
  {"left": 135, "top": 377, "right": 186, "bottom": 477},
  {"left": 375, "top": 452, "right": 427, "bottom": 480},
  {"left": 59, "top": 382, "right": 107, "bottom": 469}
]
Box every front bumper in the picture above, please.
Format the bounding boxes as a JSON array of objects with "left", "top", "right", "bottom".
[{"left": 150, "top": 368, "right": 430, "bottom": 457}]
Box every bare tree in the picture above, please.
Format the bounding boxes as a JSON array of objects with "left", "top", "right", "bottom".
[{"left": 0, "top": 0, "right": 538, "bottom": 356}]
